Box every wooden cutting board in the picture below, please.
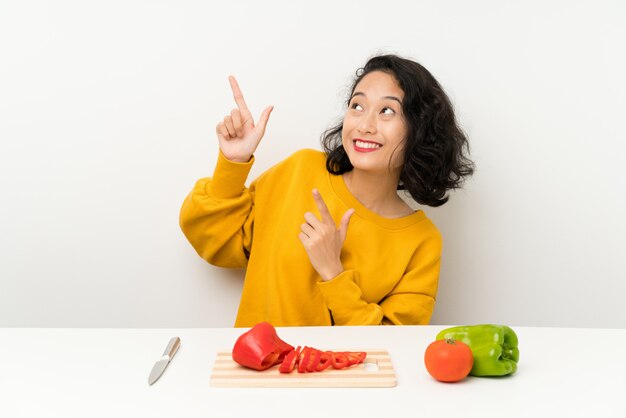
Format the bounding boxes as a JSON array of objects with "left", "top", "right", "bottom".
[{"left": 210, "top": 349, "right": 396, "bottom": 388}]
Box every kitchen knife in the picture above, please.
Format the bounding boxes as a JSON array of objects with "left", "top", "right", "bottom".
[{"left": 148, "top": 337, "right": 181, "bottom": 385}]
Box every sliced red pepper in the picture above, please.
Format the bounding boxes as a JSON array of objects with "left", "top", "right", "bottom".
[
  {"left": 306, "top": 348, "right": 322, "bottom": 372},
  {"left": 344, "top": 351, "right": 367, "bottom": 366},
  {"left": 315, "top": 351, "right": 333, "bottom": 372},
  {"left": 297, "top": 346, "right": 311, "bottom": 373},
  {"left": 331, "top": 352, "right": 350, "bottom": 369},
  {"left": 278, "top": 346, "right": 301, "bottom": 373},
  {"left": 231, "top": 322, "right": 370, "bottom": 374},
  {"left": 231, "top": 322, "right": 294, "bottom": 371}
]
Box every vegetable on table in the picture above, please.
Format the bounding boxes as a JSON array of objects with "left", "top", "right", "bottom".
[
  {"left": 231, "top": 322, "right": 294, "bottom": 371},
  {"left": 284, "top": 347, "right": 365, "bottom": 374},
  {"left": 231, "top": 322, "right": 367, "bottom": 373},
  {"left": 436, "top": 324, "right": 519, "bottom": 377},
  {"left": 315, "top": 351, "right": 332, "bottom": 372},
  {"left": 278, "top": 346, "right": 301, "bottom": 373},
  {"left": 424, "top": 338, "right": 474, "bottom": 382}
]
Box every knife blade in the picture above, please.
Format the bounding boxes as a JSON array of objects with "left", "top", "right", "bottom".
[{"left": 148, "top": 337, "right": 181, "bottom": 385}]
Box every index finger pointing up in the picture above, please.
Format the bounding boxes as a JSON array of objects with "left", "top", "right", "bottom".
[
  {"left": 312, "top": 188, "right": 334, "bottom": 224},
  {"left": 228, "top": 75, "right": 251, "bottom": 116}
]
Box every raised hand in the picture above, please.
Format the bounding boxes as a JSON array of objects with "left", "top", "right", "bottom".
[
  {"left": 215, "top": 76, "right": 273, "bottom": 163},
  {"left": 298, "top": 189, "right": 355, "bottom": 281}
]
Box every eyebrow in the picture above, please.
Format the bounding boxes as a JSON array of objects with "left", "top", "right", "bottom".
[{"left": 351, "top": 91, "right": 402, "bottom": 105}]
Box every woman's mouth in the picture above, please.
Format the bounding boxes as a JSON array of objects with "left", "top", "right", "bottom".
[{"left": 353, "top": 139, "right": 382, "bottom": 152}]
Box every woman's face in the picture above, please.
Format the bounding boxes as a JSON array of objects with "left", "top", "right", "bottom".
[{"left": 341, "top": 70, "right": 408, "bottom": 176}]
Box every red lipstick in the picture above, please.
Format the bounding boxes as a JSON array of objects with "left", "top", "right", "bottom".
[{"left": 353, "top": 138, "right": 382, "bottom": 153}]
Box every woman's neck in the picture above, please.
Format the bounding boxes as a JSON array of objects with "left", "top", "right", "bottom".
[{"left": 342, "top": 169, "right": 411, "bottom": 218}]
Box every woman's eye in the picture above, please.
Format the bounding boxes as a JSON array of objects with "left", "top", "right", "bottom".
[
  {"left": 381, "top": 107, "right": 395, "bottom": 115},
  {"left": 350, "top": 103, "right": 363, "bottom": 111}
]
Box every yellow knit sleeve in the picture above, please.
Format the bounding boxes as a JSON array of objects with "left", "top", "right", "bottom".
[
  {"left": 316, "top": 270, "right": 385, "bottom": 325},
  {"left": 316, "top": 233, "right": 442, "bottom": 326},
  {"left": 179, "top": 151, "right": 256, "bottom": 268},
  {"left": 379, "top": 235, "right": 442, "bottom": 325}
]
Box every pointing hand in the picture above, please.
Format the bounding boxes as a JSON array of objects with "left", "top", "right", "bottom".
[
  {"left": 298, "top": 189, "right": 355, "bottom": 281},
  {"left": 215, "top": 76, "right": 273, "bottom": 163}
]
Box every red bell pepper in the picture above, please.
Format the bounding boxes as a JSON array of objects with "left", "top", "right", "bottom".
[
  {"left": 297, "top": 346, "right": 311, "bottom": 373},
  {"left": 315, "top": 351, "right": 333, "bottom": 372},
  {"left": 231, "top": 322, "right": 368, "bottom": 373},
  {"left": 231, "top": 322, "right": 294, "bottom": 371},
  {"left": 279, "top": 346, "right": 301, "bottom": 373},
  {"left": 343, "top": 351, "right": 367, "bottom": 366},
  {"left": 331, "top": 352, "right": 350, "bottom": 369},
  {"left": 306, "top": 348, "right": 322, "bottom": 372}
]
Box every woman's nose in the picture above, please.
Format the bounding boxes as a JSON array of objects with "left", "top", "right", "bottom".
[{"left": 358, "top": 111, "right": 377, "bottom": 134}]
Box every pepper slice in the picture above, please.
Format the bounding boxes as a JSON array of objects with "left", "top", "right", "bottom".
[
  {"left": 279, "top": 346, "right": 301, "bottom": 373},
  {"left": 436, "top": 324, "right": 519, "bottom": 376},
  {"left": 297, "top": 346, "right": 311, "bottom": 373},
  {"left": 306, "top": 348, "right": 322, "bottom": 372},
  {"left": 232, "top": 322, "right": 294, "bottom": 371},
  {"left": 331, "top": 352, "right": 350, "bottom": 369},
  {"left": 315, "top": 351, "right": 333, "bottom": 372},
  {"left": 340, "top": 351, "right": 367, "bottom": 366}
]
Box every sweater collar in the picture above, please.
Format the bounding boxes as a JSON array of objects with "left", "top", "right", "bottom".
[{"left": 327, "top": 171, "right": 426, "bottom": 230}]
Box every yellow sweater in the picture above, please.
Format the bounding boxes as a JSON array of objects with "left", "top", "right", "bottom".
[{"left": 180, "top": 149, "right": 442, "bottom": 327}]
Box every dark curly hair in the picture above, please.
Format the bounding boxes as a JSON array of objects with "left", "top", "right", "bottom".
[{"left": 321, "top": 54, "right": 474, "bottom": 207}]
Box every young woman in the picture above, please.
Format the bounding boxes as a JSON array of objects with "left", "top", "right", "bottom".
[{"left": 180, "top": 54, "right": 474, "bottom": 327}]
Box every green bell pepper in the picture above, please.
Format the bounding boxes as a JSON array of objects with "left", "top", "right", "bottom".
[{"left": 436, "top": 324, "right": 519, "bottom": 377}]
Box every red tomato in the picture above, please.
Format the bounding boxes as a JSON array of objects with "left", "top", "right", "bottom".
[{"left": 424, "top": 338, "right": 473, "bottom": 382}]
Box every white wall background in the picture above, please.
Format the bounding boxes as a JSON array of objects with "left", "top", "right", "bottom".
[{"left": 1, "top": 0, "right": 624, "bottom": 328}]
